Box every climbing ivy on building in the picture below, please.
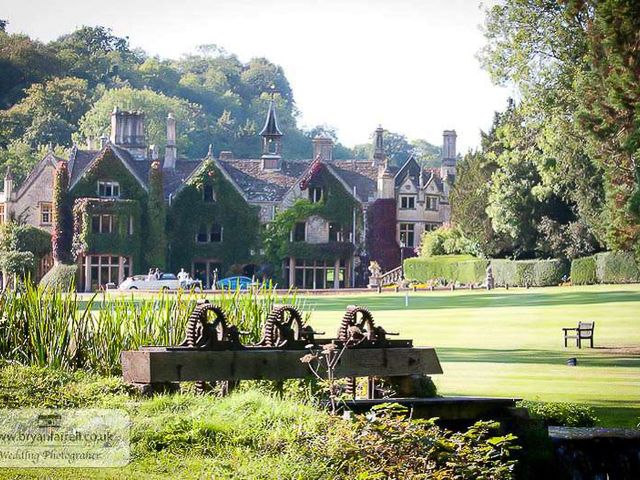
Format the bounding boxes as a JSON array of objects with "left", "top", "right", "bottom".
[
  {"left": 52, "top": 160, "right": 72, "bottom": 264},
  {"left": 167, "top": 158, "right": 261, "bottom": 275},
  {"left": 263, "top": 166, "right": 362, "bottom": 277},
  {"left": 70, "top": 146, "right": 148, "bottom": 270},
  {"left": 72, "top": 198, "right": 142, "bottom": 260},
  {"left": 145, "top": 161, "right": 166, "bottom": 269}
]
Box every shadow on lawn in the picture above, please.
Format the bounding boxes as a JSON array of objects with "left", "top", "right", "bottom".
[
  {"left": 306, "top": 289, "right": 640, "bottom": 312},
  {"left": 437, "top": 347, "right": 640, "bottom": 368}
]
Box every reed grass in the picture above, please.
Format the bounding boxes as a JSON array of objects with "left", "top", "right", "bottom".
[{"left": 0, "top": 283, "right": 308, "bottom": 375}]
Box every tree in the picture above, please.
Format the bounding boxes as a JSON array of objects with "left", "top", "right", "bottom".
[
  {"left": 573, "top": 0, "right": 640, "bottom": 255},
  {"left": 0, "top": 31, "right": 62, "bottom": 108},
  {"left": 0, "top": 76, "right": 91, "bottom": 147},
  {"left": 51, "top": 160, "right": 72, "bottom": 264},
  {"left": 49, "top": 26, "right": 142, "bottom": 88}
]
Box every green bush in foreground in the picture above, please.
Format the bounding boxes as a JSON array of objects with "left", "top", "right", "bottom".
[
  {"left": 404, "top": 255, "right": 488, "bottom": 284},
  {"left": 517, "top": 400, "right": 598, "bottom": 427},
  {"left": 0, "top": 364, "right": 519, "bottom": 479},
  {"left": 571, "top": 256, "right": 597, "bottom": 285}
]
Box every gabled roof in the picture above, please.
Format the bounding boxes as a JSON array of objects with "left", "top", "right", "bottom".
[
  {"left": 259, "top": 101, "right": 283, "bottom": 137},
  {"left": 67, "top": 144, "right": 204, "bottom": 199},
  {"left": 14, "top": 152, "right": 61, "bottom": 201},
  {"left": 216, "top": 159, "right": 310, "bottom": 202},
  {"left": 329, "top": 161, "right": 379, "bottom": 203}
]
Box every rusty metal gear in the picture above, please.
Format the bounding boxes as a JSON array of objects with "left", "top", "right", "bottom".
[
  {"left": 181, "top": 302, "right": 228, "bottom": 349},
  {"left": 259, "top": 304, "right": 303, "bottom": 347},
  {"left": 338, "top": 305, "right": 376, "bottom": 346}
]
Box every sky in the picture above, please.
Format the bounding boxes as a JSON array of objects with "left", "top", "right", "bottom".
[{"left": 3, "top": 0, "right": 512, "bottom": 152}]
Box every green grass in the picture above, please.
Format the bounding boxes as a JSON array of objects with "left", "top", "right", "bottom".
[{"left": 302, "top": 284, "right": 640, "bottom": 427}]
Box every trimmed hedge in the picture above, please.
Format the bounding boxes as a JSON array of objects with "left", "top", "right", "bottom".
[
  {"left": 404, "top": 255, "right": 488, "bottom": 284},
  {"left": 39, "top": 263, "right": 78, "bottom": 291},
  {"left": 571, "top": 256, "right": 597, "bottom": 285},
  {"left": 595, "top": 252, "right": 640, "bottom": 284},
  {"left": 570, "top": 252, "right": 640, "bottom": 284},
  {"left": 490, "top": 259, "right": 567, "bottom": 287}
]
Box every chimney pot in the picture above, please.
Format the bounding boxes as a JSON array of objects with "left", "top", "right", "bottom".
[
  {"left": 312, "top": 134, "right": 334, "bottom": 162},
  {"left": 219, "top": 151, "right": 233, "bottom": 160}
]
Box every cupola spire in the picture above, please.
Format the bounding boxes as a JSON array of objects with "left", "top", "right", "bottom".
[{"left": 260, "top": 101, "right": 283, "bottom": 170}]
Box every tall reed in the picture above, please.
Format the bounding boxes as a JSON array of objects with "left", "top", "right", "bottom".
[{"left": 0, "top": 283, "right": 309, "bottom": 375}]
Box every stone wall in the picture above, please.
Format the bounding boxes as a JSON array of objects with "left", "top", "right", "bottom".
[{"left": 10, "top": 162, "right": 56, "bottom": 233}]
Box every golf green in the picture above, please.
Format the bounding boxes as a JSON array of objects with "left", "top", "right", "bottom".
[{"left": 302, "top": 284, "right": 640, "bottom": 427}]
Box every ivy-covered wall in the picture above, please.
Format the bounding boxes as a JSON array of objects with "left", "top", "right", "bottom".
[
  {"left": 69, "top": 147, "right": 148, "bottom": 270},
  {"left": 72, "top": 198, "right": 142, "bottom": 258},
  {"left": 167, "top": 159, "right": 261, "bottom": 275},
  {"left": 264, "top": 165, "right": 362, "bottom": 280}
]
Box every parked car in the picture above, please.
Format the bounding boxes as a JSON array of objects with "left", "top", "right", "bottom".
[
  {"left": 119, "top": 272, "right": 202, "bottom": 292},
  {"left": 216, "top": 276, "right": 255, "bottom": 290}
]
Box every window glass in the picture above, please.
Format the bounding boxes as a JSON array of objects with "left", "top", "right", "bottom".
[
  {"left": 293, "top": 222, "right": 306, "bottom": 242},
  {"left": 40, "top": 203, "right": 52, "bottom": 225},
  {"left": 203, "top": 185, "right": 215, "bottom": 202},
  {"left": 400, "top": 196, "right": 416, "bottom": 209},
  {"left": 399, "top": 223, "right": 415, "bottom": 247},
  {"left": 309, "top": 187, "right": 324, "bottom": 203},
  {"left": 210, "top": 223, "right": 223, "bottom": 242},
  {"left": 196, "top": 224, "right": 208, "bottom": 243}
]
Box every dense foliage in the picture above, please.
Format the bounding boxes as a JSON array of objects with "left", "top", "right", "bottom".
[
  {"left": 570, "top": 256, "right": 597, "bottom": 286},
  {"left": 145, "top": 161, "right": 166, "bottom": 269},
  {"left": 466, "top": 0, "right": 640, "bottom": 261},
  {"left": 418, "top": 225, "right": 480, "bottom": 257},
  {"left": 0, "top": 221, "right": 51, "bottom": 280},
  {"left": 518, "top": 401, "right": 598, "bottom": 427},
  {"left": 51, "top": 159, "right": 72, "bottom": 263},
  {"left": 167, "top": 159, "right": 260, "bottom": 276}
]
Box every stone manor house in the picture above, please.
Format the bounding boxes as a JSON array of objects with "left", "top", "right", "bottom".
[{"left": 0, "top": 104, "right": 457, "bottom": 290}]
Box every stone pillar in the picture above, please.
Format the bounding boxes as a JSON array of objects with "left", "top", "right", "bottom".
[
  {"left": 84, "top": 255, "right": 91, "bottom": 293},
  {"left": 118, "top": 257, "right": 125, "bottom": 284},
  {"left": 334, "top": 259, "right": 340, "bottom": 289},
  {"left": 288, "top": 257, "right": 295, "bottom": 289}
]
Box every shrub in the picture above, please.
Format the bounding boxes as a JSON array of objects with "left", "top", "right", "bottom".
[
  {"left": 595, "top": 251, "right": 640, "bottom": 284},
  {"left": 404, "top": 255, "right": 488, "bottom": 284},
  {"left": 490, "top": 259, "right": 567, "bottom": 287},
  {"left": 517, "top": 401, "right": 598, "bottom": 427},
  {"left": 328, "top": 404, "right": 518, "bottom": 479},
  {"left": 571, "top": 256, "right": 597, "bottom": 285},
  {"left": 419, "top": 225, "right": 479, "bottom": 257},
  {"left": 39, "top": 263, "right": 78, "bottom": 290}
]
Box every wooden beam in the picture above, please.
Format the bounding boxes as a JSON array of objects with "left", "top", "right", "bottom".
[{"left": 121, "top": 347, "right": 443, "bottom": 384}]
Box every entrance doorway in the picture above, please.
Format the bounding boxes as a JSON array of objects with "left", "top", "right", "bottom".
[{"left": 192, "top": 259, "right": 222, "bottom": 289}]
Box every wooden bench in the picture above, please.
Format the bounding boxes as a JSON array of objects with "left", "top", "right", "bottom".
[{"left": 562, "top": 322, "right": 595, "bottom": 348}]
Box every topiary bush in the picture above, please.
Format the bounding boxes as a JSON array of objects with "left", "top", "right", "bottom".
[
  {"left": 39, "top": 263, "right": 78, "bottom": 290},
  {"left": 490, "top": 259, "right": 567, "bottom": 287},
  {"left": 595, "top": 251, "right": 640, "bottom": 284},
  {"left": 404, "top": 255, "right": 487, "bottom": 284},
  {"left": 517, "top": 401, "right": 598, "bottom": 427},
  {"left": 571, "top": 256, "right": 597, "bottom": 285}
]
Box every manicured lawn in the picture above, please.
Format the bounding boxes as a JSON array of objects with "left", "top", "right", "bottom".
[{"left": 302, "top": 284, "right": 640, "bottom": 427}]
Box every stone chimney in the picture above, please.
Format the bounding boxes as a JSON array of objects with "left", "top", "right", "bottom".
[
  {"left": 377, "top": 160, "right": 395, "bottom": 199},
  {"left": 312, "top": 134, "right": 334, "bottom": 162},
  {"left": 440, "top": 130, "right": 457, "bottom": 194},
  {"left": 373, "top": 125, "right": 385, "bottom": 166},
  {"left": 219, "top": 151, "right": 234, "bottom": 160},
  {"left": 164, "top": 113, "right": 177, "bottom": 170},
  {"left": 110, "top": 107, "right": 147, "bottom": 160},
  {"left": 4, "top": 167, "right": 13, "bottom": 202}
]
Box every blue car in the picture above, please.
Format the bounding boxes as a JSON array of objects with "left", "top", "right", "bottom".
[{"left": 216, "top": 276, "right": 255, "bottom": 290}]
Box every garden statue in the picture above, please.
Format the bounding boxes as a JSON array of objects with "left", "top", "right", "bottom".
[{"left": 368, "top": 261, "right": 382, "bottom": 289}]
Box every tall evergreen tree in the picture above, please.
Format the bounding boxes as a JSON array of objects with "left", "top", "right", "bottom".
[
  {"left": 145, "top": 160, "right": 166, "bottom": 270},
  {"left": 51, "top": 160, "right": 72, "bottom": 264}
]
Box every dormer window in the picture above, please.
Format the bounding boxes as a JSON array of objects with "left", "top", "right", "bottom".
[
  {"left": 98, "top": 181, "right": 120, "bottom": 198},
  {"left": 400, "top": 195, "right": 416, "bottom": 209},
  {"left": 310, "top": 186, "right": 324, "bottom": 203},
  {"left": 426, "top": 196, "right": 439, "bottom": 211},
  {"left": 203, "top": 185, "right": 215, "bottom": 202}
]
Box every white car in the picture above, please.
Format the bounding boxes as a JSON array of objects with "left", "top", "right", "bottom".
[{"left": 118, "top": 273, "right": 202, "bottom": 292}]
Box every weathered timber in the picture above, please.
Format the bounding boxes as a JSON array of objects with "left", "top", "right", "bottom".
[{"left": 121, "top": 347, "right": 442, "bottom": 384}]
